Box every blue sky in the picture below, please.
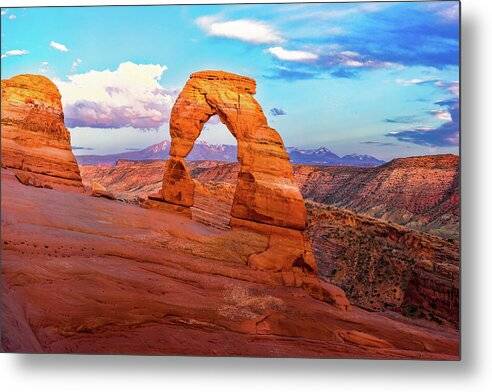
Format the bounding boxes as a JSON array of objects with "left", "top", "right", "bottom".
[{"left": 0, "top": 2, "right": 460, "bottom": 160}]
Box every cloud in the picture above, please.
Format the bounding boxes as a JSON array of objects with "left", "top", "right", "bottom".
[
  {"left": 50, "top": 41, "right": 69, "bottom": 52},
  {"left": 360, "top": 141, "right": 397, "bottom": 147},
  {"left": 270, "top": 108, "right": 287, "bottom": 116},
  {"left": 386, "top": 98, "right": 459, "bottom": 147},
  {"left": 386, "top": 79, "right": 459, "bottom": 147},
  {"left": 267, "top": 46, "right": 318, "bottom": 62},
  {"left": 39, "top": 61, "right": 49, "bottom": 74},
  {"left": 396, "top": 78, "right": 440, "bottom": 86},
  {"left": 282, "top": 3, "right": 385, "bottom": 22},
  {"left": 426, "top": 2, "right": 459, "bottom": 23},
  {"left": 435, "top": 80, "right": 459, "bottom": 97},
  {"left": 1, "top": 49, "right": 29, "bottom": 59},
  {"left": 321, "top": 50, "right": 400, "bottom": 69},
  {"left": 397, "top": 78, "right": 459, "bottom": 98},
  {"left": 71, "top": 58, "right": 82, "bottom": 73},
  {"left": 330, "top": 68, "right": 357, "bottom": 79},
  {"left": 429, "top": 109, "right": 452, "bottom": 122},
  {"left": 264, "top": 66, "right": 319, "bottom": 81},
  {"left": 8, "top": 14, "right": 15, "bottom": 20},
  {"left": 72, "top": 146, "right": 95, "bottom": 151},
  {"left": 1, "top": 10, "right": 6, "bottom": 16},
  {"left": 56, "top": 61, "right": 175, "bottom": 129},
  {"left": 267, "top": 47, "right": 398, "bottom": 80},
  {"left": 384, "top": 115, "right": 419, "bottom": 124},
  {"left": 196, "top": 16, "right": 283, "bottom": 44},
  {"left": 312, "top": 2, "right": 459, "bottom": 70}
]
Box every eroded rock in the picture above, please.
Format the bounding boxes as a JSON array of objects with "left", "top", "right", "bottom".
[
  {"left": 1, "top": 74, "right": 83, "bottom": 191},
  {"left": 161, "top": 70, "right": 306, "bottom": 230},
  {"left": 91, "top": 181, "right": 115, "bottom": 200},
  {"left": 158, "top": 70, "right": 313, "bottom": 273}
]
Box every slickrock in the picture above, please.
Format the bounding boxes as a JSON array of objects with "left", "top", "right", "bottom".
[
  {"left": 158, "top": 71, "right": 312, "bottom": 272},
  {"left": 337, "top": 330, "right": 394, "bottom": 349},
  {"left": 1, "top": 74, "right": 83, "bottom": 191},
  {"left": 1, "top": 169, "right": 459, "bottom": 358}
]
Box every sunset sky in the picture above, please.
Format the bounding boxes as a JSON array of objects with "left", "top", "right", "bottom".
[{"left": 0, "top": 1, "right": 460, "bottom": 160}]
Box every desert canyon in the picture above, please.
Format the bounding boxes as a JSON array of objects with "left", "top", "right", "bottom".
[{"left": 1, "top": 73, "right": 460, "bottom": 359}]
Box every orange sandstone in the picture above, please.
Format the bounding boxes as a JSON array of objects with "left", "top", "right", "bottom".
[
  {"left": 1, "top": 74, "right": 83, "bottom": 191},
  {"left": 162, "top": 71, "right": 306, "bottom": 230}
]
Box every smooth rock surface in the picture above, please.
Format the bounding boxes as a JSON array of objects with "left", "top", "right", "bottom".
[{"left": 1, "top": 169, "right": 459, "bottom": 358}]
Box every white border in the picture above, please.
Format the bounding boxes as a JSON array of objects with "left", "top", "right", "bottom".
[{"left": 2, "top": 0, "right": 491, "bottom": 391}]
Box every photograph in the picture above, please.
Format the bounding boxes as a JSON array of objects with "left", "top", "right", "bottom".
[{"left": 1, "top": 1, "right": 460, "bottom": 360}]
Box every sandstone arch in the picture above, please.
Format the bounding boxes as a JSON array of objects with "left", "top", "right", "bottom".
[{"left": 161, "top": 70, "right": 306, "bottom": 230}]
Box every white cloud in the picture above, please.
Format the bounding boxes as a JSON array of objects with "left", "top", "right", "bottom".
[
  {"left": 282, "top": 3, "right": 385, "bottom": 22},
  {"left": 50, "top": 40, "right": 69, "bottom": 52},
  {"left": 396, "top": 78, "right": 436, "bottom": 86},
  {"left": 1, "top": 10, "right": 7, "bottom": 16},
  {"left": 335, "top": 50, "right": 398, "bottom": 69},
  {"left": 196, "top": 16, "right": 283, "bottom": 44},
  {"left": 397, "top": 79, "right": 459, "bottom": 97},
  {"left": 71, "top": 58, "right": 82, "bottom": 73},
  {"left": 435, "top": 80, "right": 459, "bottom": 97},
  {"left": 267, "top": 46, "right": 318, "bottom": 62},
  {"left": 427, "top": 2, "right": 459, "bottom": 22},
  {"left": 39, "top": 61, "right": 49, "bottom": 74},
  {"left": 55, "top": 61, "right": 175, "bottom": 129},
  {"left": 340, "top": 51, "right": 359, "bottom": 57},
  {"left": 1, "top": 49, "right": 29, "bottom": 59},
  {"left": 343, "top": 59, "right": 364, "bottom": 67},
  {"left": 431, "top": 109, "right": 452, "bottom": 122},
  {"left": 8, "top": 14, "right": 15, "bottom": 20}
]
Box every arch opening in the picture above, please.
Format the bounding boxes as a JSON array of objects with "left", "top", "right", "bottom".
[{"left": 187, "top": 115, "right": 240, "bottom": 230}]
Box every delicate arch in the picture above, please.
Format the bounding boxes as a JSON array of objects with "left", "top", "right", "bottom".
[{"left": 161, "top": 71, "right": 307, "bottom": 230}]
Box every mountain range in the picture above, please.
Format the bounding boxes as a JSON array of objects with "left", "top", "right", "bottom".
[{"left": 75, "top": 140, "right": 385, "bottom": 167}]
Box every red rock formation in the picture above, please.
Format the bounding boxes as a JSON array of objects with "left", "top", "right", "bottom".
[
  {"left": 78, "top": 159, "right": 460, "bottom": 325},
  {"left": 87, "top": 155, "right": 459, "bottom": 239},
  {"left": 306, "top": 201, "right": 459, "bottom": 326},
  {"left": 294, "top": 155, "right": 460, "bottom": 239},
  {"left": 1, "top": 75, "right": 83, "bottom": 191},
  {"left": 91, "top": 181, "right": 115, "bottom": 200},
  {"left": 162, "top": 71, "right": 306, "bottom": 230},
  {"left": 158, "top": 71, "right": 313, "bottom": 272},
  {"left": 1, "top": 169, "right": 459, "bottom": 358}
]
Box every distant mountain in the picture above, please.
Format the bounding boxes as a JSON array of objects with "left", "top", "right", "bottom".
[
  {"left": 286, "top": 147, "right": 384, "bottom": 167},
  {"left": 75, "top": 140, "right": 384, "bottom": 167}
]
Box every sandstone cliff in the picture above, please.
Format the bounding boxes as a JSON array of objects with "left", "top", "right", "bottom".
[{"left": 1, "top": 74, "right": 83, "bottom": 191}]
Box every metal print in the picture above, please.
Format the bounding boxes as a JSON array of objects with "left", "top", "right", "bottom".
[{"left": 0, "top": 1, "right": 460, "bottom": 359}]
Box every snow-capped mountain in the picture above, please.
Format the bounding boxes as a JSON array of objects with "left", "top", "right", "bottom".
[{"left": 76, "top": 141, "right": 384, "bottom": 167}]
